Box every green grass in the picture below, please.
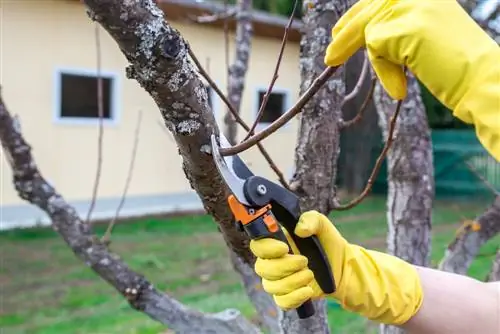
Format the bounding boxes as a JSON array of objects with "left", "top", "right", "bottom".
[{"left": 0, "top": 196, "right": 497, "bottom": 334}]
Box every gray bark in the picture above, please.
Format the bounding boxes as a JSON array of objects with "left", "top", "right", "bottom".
[
  {"left": 0, "top": 90, "right": 260, "bottom": 334},
  {"left": 82, "top": 0, "right": 253, "bottom": 263},
  {"left": 439, "top": 196, "right": 500, "bottom": 275},
  {"left": 285, "top": 1, "right": 353, "bottom": 333},
  {"left": 229, "top": 250, "right": 281, "bottom": 333},
  {"left": 373, "top": 75, "right": 434, "bottom": 334},
  {"left": 487, "top": 249, "right": 500, "bottom": 282},
  {"left": 223, "top": 0, "right": 253, "bottom": 144}
]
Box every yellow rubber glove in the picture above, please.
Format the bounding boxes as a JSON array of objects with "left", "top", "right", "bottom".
[
  {"left": 324, "top": 0, "right": 500, "bottom": 161},
  {"left": 250, "top": 211, "right": 423, "bottom": 325}
]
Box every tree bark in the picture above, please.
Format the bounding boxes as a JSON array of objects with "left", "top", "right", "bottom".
[
  {"left": 223, "top": 0, "right": 253, "bottom": 144},
  {"left": 81, "top": 0, "right": 278, "bottom": 331},
  {"left": 0, "top": 90, "right": 260, "bottom": 334},
  {"left": 82, "top": 0, "right": 253, "bottom": 263},
  {"left": 285, "top": 1, "right": 353, "bottom": 333},
  {"left": 439, "top": 196, "right": 500, "bottom": 275},
  {"left": 373, "top": 75, "right": 434, "bottom": 334},
  {"left": 487, "top": 249, "right": 500, "bottom": 282}
]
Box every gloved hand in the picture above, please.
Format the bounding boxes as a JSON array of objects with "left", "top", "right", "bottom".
[
  {"left": 324, "top": 0, "right": 500, "bottom": 161},
  {"left": 250, "top": 211, "right": 423, "bottom": 325}
]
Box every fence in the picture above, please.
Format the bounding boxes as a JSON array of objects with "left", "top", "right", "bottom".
[{"left": 371, "top": 130, "right": 500, "bottom": 198}]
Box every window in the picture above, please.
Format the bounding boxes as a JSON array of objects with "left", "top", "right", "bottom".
[
  {"left": 256, "top": 90, "right": 287, "bottom": 124},
  {"left": 55, "top": 69, "right": 117, "bottom": 123}
]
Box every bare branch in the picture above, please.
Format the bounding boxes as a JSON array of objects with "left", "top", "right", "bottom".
[
  {"left": 0, "top": 89, "right": 260, "bottom": 334},
  {"left": 439, "top": 196, "right": 500, "bottom": 275},
  {"left": 333, "top": 99, "right": 404, "bottom": 211},
  {"left": 188, "top": 48, "right": 291, "bottom": 189},
  {"left": 102, "top": 110, "right": 143, "bottom": 244},
  {"left": 188, "top": 9, "right": 237, "bottom": 24},
  {"left": 243, "top": 0, "right": 299, "bottom": 141},
  {"left": 341, "top": 76, "right": 376, "bottom": 129},
  {"left": 86, "top": 23, "right": 105, "bottom": 223},
  {"left": 223, "top": 0, "right": 252, "bottom": 144},
  {"left": 487, "top": 248, "right": 500, "bottom": 282},
  {"left": 220, "top": 66, "right": 340, "bottom": 156},
  {"left": 342, "top": 53, "right": 369, "bottom": 107},
  {"left": 464, "top": 160, "right": 500, "bottom": 196}
]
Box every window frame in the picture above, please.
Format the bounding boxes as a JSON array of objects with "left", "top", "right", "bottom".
[
  {"left": 252, "top": 85, "right": 292, "bottom": 131},
  {"left": 53, "top": 67, "right": 121, "bottom": 126}
]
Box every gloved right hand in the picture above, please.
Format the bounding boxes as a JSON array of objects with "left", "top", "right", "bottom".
[
  {"left": 324, "top": 0, "right": 500, "bottom": 161},
  {"left": 250, "top": 211, "right": 424, "bottom": 326}
]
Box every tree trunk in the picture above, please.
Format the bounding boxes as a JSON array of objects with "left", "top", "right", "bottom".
[
  {"left": 439, "top": 196, "right": 500, "bottom": 275},
  {"left": 0, "top": 90, "right": 260, "bottom": 334},
  {"left": 223, "top": 0, "right": 253, "bottom": 144},
  {"left": 487, "top": 249, "right": 500, "bottom": 282},
  {"left": 373, "top": 75, "right": 434, "bottom": 334},
  {"left": 285, "top": 1, "right": 352, "bottom": 333}
]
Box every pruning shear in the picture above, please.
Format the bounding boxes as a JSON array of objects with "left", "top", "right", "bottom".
[{"left": 210, "top": 134, "right": 336, "bottom": 319}]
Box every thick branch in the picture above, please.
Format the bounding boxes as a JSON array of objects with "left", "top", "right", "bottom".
[
  {"left": 223, "top": 0, "right": 253, "bottom": 144},
  {"left": 0, "top": 89, "right": 260, "bottom": 334},
  {"left": 81, "top": 0, "right": 253, "bottom": 263},
  {"left": 439, "top": 196, "right": 500, "bottom": 275}
]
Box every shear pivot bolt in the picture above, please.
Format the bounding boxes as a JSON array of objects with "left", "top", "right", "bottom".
[{"left": 257, "top": 184, "right": 267, "bottom": 195}]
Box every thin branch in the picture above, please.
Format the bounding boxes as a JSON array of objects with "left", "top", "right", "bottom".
[
  {"left": 333, "top": 99, "right": 404, "bottom": 211},
  {"left": 102, "top": 110, "right": 143, "bottom": 244},
  {"left": 464, "top": 160, "right": 499, "bottom": 196},
  {"left": 342, "top": 53, "right": 369, "bottom": 107},
  {"left": 188, "top": 9, "right": 237, "bottom": 24},
  {"left": 188, "top": 48, "right": 291, "bottom": 189},
  {"left": 243, "top": 0, "right": 299, "bottom": 141},
  {"left": 341, "top": 76, "right": 376, "bottom": 129},
  {"left": 86, "top": 23, "right": 104, "bottom": 224},
  {"left": 219, "top": 66, "right": 340, "bottom": 156},
  {"left": 224, "top": 0, "right": 230, "bottom": 88},
  {"left": 0, "top": 90, "right": 260, "bottom": 334}
]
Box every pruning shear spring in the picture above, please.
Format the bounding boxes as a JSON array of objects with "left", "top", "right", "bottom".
[{"left": 210, "top": 134, "right": 336, "bottom": 319}]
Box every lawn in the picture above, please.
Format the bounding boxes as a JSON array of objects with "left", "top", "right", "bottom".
[{"left": 1, "top": 196, "right": 498, "bottom": 334}]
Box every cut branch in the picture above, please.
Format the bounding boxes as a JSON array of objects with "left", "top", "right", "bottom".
[
  {"left": 439, "top": 196, "right": 500, "bottom": 275},
  {"left": 220, "top": 66, "right": 340, "bottom": 156},
  {"left": 333, "top": 99, "right": 404, "bottom": 211},
  {"left": 0, "top": 89, "right": 260, "bottom": 334}
]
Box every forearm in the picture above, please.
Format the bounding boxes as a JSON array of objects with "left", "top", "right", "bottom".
[{"left": 402, "top": 266, "right": 500, "bottom": 334}]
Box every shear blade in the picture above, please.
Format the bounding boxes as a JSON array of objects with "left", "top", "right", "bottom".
[{"left": 211, "top": 134, "right": 251, "bottom": 206}]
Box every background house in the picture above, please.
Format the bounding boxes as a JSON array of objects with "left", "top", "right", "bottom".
[{"left": 0, "top": 0, "right": 303, "bottom": 229}]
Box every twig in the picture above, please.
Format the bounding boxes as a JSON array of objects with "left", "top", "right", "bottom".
[
  {"left": 333, "top": 99, "right": 404, "bottom": 210},
  {"left": 188, "top": 9, "right": 237, "bottom": 23},
  {"left": 341, "top": 76, "right": 376, "bottom": 129},
  {"left": 243, "top": 0, "right": 299, "bottom": 141},
  {"left": 224, "top": 0, "right": 230, "bottom": 88},
  {"left": 188, "top": 48, "right": 291, "bottom": 189},
  {"left": 220, "top": 66, "right": 340, "bottom": 156},
  {"left": 102, "top": 110, "right": 143, "bottom": 244},
  {"left": 86, "top": 23, "right": 104, "bottom": 224},
  {"left": 465, "top": 160, "right": 499, "bottom": 196},
  {"left": 342, "top": 53, "right": 369, "bottom": 107}
]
